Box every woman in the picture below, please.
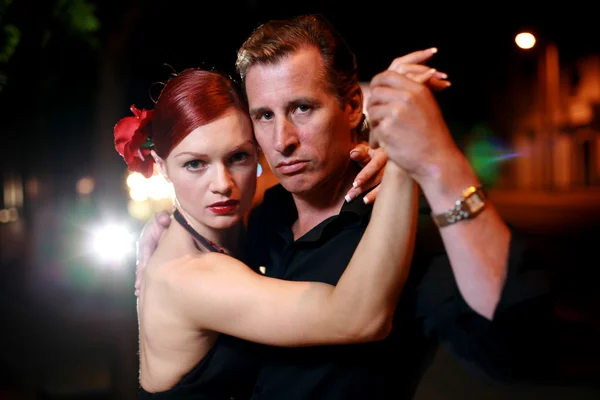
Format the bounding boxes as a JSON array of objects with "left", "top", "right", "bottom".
[{"left": 114, "top": 68, "right": 419, "bottom": 398}]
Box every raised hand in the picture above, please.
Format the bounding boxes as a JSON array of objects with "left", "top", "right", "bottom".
[{"left": 367, "top": 65, "right": 459, "bottom": 181}]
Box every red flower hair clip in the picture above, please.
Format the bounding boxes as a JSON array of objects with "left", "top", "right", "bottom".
[{"left": 114, "top": 105, "right": 155, "bottom": 178}]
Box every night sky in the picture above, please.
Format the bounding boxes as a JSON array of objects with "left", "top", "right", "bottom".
[{"left": 2, "top": 0, "right": 599, "bottom": 192}]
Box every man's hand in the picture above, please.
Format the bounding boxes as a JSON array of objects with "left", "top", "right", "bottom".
[
  {"left": 367, "top": 65, "right": 460, "bottom": 183},
  {"left": 135, "top": 210, "right": 171, "bottom": 296},
  {"left": 346, "top": 143, "right": 387, "bottom": 204},
  {"left": 344, "top": 48, "right": 450, "bottom": 205}
]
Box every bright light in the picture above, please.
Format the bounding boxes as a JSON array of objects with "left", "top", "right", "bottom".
[
  {"left": 148, "top": 175, "right": 172, "bottom": 200},
  {"left": 515, "top": 32, "right": 536, "bottom": 49},
  {"left": 126, "top": 172, "right": 145, "bottom": 189},
  {"left": 87, "top": 223, "right": 135, "bottom": 265},
  {"left": 126, "top": 172, "right": 172, "bottom": 202},
  {"left": 129, "top": 187, "right": 149, "bottom": 202},
  {"left": 128, "top": 199, "right": 153, "bottom": 221}
]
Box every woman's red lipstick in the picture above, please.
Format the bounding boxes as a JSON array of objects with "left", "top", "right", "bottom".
[{"left": 207, "top": 200, "right": 240, "bottom": 215}]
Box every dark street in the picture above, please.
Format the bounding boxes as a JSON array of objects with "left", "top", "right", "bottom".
[{"left": 1, "top": 190, "right": 599, "bottom": 399}]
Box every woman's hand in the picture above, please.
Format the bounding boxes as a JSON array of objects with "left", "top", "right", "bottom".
[{"left": 346, "top": 143, "right": 387, "bottom": 205}]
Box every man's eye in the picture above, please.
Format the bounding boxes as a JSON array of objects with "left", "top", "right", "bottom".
[{"left": 259, "top": 112, "right": 273, "bottom": 121}]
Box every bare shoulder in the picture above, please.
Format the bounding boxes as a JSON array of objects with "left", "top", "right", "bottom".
[
  {"left": 158, "top": 252, "right": 255, "bottom": 290},
  {"left": 145, "top": 254, "right": 196, "bottom": 281}
]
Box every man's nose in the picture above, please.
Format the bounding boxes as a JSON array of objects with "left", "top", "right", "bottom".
[{"left": 274, "top": 118, "right": 299, "bottom": 155}]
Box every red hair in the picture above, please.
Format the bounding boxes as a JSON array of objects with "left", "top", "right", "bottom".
[{"left": 151, "top": 69, "right": 249, "bottom": 158}]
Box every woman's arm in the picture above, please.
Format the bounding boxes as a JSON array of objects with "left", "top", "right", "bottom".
[{"left": 159, "top": 162, "right": 418, "bottom": 347}]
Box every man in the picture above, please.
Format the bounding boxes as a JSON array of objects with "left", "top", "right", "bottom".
[{"left": 138, "top": 14, "right": 553, "bottom": 399}]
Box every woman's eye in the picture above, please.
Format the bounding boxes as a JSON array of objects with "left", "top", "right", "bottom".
[
  {"left": 230, "top": 152, "right": 249, "bottom": 163},
  {"left": 184, "top": 160, "right": 206, "bottom": 170}
]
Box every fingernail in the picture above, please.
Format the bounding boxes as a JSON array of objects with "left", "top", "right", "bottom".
[
  {"left": 345, "top": 194, "right": 353, "bottom": 202},
  {"left": 429, "top": 68, "right": 436, "bottom": 74},
  {"left": 437, "top": 72, "right": 448, "bottom": 79},
  {"left": 353, "top": 180, "right": 362, "bottom": 188},
  {"left": 349, "top": 150, "right": 359, "bottom": 157},
  {"left": 363, "top": 196, "right": 370, "bottom": 205},
  {"left": 429, "top": 47, "right": 438, "bottom": 54}
]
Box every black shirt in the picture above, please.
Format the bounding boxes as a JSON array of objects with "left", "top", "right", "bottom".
[{"left": 243, "top": 184, "right": 554, "bottom": 400}]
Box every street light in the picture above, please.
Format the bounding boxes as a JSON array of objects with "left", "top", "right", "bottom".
[
  {"left": 86, "top": 222, "right": 135, "bottom": 266},
  {"left": 515, "top": 31, "right": 561, "bottom": 190},
  {"left": 515, "top": 32, "right": 536, "bottom": 49}
]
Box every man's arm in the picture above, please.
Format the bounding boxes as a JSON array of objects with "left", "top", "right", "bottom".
[
  {"left": 411, "top": 214, "right": 555, "bottom": 383},
  {"left": 368, "top": 66, "right": 510, "bottom": 319},
  {"left": 367, "top": 53, "right": 556, "bottom": 382},
  {"left": 417, "top": 155, "right": 510, "bottom": 320}
]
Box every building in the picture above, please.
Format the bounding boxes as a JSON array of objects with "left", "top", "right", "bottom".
[{"left": 512, "top": 53, "right": 600, "bottom": 190}]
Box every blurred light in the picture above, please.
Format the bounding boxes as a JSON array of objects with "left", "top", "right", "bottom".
[
  {"left": 515, "top": 32, "right": 536, "bottom": 49},
  {"left": 126, "top": 172, "right": 145, "bottom": 189},
  {"left": 3, "top": 172, "right": 23, "bottom": 207},
  {"left": 87, "top": 222, "right": 134, "bottom": 265},
  {"left": 147, "top": 175, "right": 171, "bottom": 200},
  {"left": 125, "top": 172, "right": 174, "bottom": 221},
  {"left": 465, "top": 124, "right": 519, "bottom": 186},
  {"left": 0, "top": 207, "right": 18, "bottom": 223},
  {"left": 26, "top": 178, "right": 40, "bottom": 198},
  {"left": 128, "top": 199, "right": 153, "bottom": 221},
  {"left": 129, "top": 187, "right": 148, "bottom": 202},
  {"left": 126, "top": 172, "right": 173, "bottom": 202},
  {"left": 76, "top": 176, "right": 95, "bottom": 195}
]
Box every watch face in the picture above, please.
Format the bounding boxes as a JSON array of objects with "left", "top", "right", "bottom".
[{"left": 465, "top": 193, "right": 485, "bottom": 213}]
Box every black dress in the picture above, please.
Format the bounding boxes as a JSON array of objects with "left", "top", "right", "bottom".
[
  {"left": 139, "top": 333, "right": 259, "bottom": 399},
  {"left": 139, "top": 209, "right": 260, "bottom": 399}
]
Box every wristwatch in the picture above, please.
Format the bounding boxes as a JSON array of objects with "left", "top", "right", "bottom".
[{"left": 431, "top": 186, "right": 486, "bottom": 228}]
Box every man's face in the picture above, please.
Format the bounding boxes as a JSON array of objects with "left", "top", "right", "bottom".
[{"left": 244, "top": 47, "right": 359, "bottom": 196}]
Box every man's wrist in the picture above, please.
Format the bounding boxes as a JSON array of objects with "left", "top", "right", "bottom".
[{"left": 415, "top": 153, "right": 481, "bottom": 215}]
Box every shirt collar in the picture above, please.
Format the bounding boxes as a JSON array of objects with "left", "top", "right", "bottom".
[{"left": 263, "top": 184, "right": 373, "bottom": 244}]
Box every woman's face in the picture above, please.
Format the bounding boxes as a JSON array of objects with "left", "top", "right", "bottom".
[{"left": 159, "top": 109, "right": 257, "bottom": 230}]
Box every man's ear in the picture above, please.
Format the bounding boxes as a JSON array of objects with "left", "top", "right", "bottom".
[
  {"left": 347, "top": 84, "right": 364, "bottom": 131},
  {"left": 151, "top": 150, "right": 170, "bottom": 183}
]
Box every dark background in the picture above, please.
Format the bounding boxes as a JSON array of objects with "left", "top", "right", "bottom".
[
  {"left": 3, "top": 1, "right": 600, "bottom": 188},
  {"left": 1, "top": 1, "right": 599, "bottom": 399}
]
